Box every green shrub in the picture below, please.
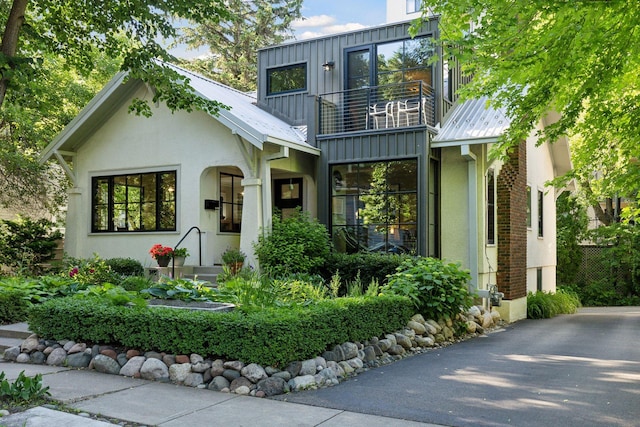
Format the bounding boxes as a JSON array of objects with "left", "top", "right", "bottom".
[
  {"left": 140, "top": 277, "right": 217, "bottom": 302},
  {"left": 28, "top": 294, "right": 413, "bottom": 367},
  {"left": 63, "top": 254, "right": 121, "bottom": 286},
  {"left": 72, "top": 283, "right": 147, "bottom": 307},
  {"left": 0, "top": 289, "right": 30, "bottom": 324},
  {"left": 120, "top": 275, "right": 155, "bottom": 292},
  {"left": 319, "top": 252, "right": 407, "bottom": 295},
  {"left": 527, "top": 288, "right": 582, "bottom": 319},
  {"left": 556, "top": 193, "right": 588, "bottom": 286},
  {"left": 382, "top": 256, "right": 473, "bottom": 320},
  {"left": 0, "top": 216, "right": 62, "bottom": 276},
  {"left": 254, "top": 209, "right": 331, "bottom": 277},
  {"left": 104, "top": 257, "right": 144, "bottom": 277}
]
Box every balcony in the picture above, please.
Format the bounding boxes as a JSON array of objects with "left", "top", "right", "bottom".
[{"left": 317, "top": 81, "right": 435, "bottom": 136}]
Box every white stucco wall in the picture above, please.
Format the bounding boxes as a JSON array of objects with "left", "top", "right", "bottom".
[
  {"left": 64, "top": 85, "right": 311, "bottom": 268},
  {"left": 526, "top": 126, "right": 558, "bottom": 293},
  {"left": 440, "top": 146, "right": 470, "bottom": 267}
]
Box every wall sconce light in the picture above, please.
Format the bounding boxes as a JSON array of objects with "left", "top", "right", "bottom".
[
  {"left": 204, "top": 199, "right": 220, "bottom": 210},
  {"left": 322, "top": 61, "right": 335, "bottom": 71}
]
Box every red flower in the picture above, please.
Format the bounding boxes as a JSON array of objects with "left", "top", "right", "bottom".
[
  {"left": 69, "top": 267, "right": 79, "bottom": 278},
  {"left": 149, "top": 244, "right": 173, "bottom": 259}
]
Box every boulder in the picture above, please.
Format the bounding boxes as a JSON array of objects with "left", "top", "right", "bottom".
[
  {"left": 93, "top": 354, "right": 120, "bottom": 374},
  {"left": 140, "top": 358, "right": 169, "bottom": 381}
]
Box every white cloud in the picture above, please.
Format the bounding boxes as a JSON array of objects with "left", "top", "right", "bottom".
[
  {"left": 292, "top": 14, "right": 368, "bottom": 40},
  {"left": 292, "top": 14, "right": 336, "bottom": 28}
]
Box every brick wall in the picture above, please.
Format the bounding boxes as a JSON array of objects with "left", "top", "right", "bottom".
[{"left": 496, "top": 142, "right": 527, "bottom": 300}]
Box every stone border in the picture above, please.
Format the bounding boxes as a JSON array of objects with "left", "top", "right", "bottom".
[{"left": 2, "top": 306, "right": 502, "bottom": 397}]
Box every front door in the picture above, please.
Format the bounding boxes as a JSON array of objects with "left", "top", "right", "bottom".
[{"left": 274, "top": 178, "right": 303, "bottom": 218}]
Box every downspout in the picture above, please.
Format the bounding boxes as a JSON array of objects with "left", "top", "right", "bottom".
[{"left": 461, "top": 145, "right": 478, "bottom": 292}]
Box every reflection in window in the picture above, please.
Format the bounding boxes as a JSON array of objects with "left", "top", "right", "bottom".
[
  {"left": 331, "top": 160, "right": 418, "bottom": 255},
  {"left": 220, "top": 173, "right": 243, "bottom": 232},
  {"left": 267, "top": 63, "right": 307, "bottom": 95},
  {"left": 92, "top": 171, "right": 176, "bottom": 232},
  {"left": 376, "top": 37, "right": 434, "bottom": 87}
]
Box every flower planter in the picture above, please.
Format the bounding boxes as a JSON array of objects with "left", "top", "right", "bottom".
[{"left": 156, "top": 255, "right": 171, "bottom": 267}]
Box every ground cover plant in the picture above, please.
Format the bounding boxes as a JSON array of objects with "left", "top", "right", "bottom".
[{"left": 527, "top": 288, "right": 582, "bottom": 319}]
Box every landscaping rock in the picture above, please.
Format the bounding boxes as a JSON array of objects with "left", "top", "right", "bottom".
[
  {"left": 66, "top": 352, "right": 92, "bottom": 368},
  {"left": 140, "top": 358, "right": 169, "bottom": 381},
  {"left": 46, "top": 348, "right": 67, "bottom": 366},
  {"left": 169, "top": 363, "right": 192, "bottom": 383},
  {"left": 289, "top": 374, "right": 316, "bottom": 391},
  {"left": 208, "top": 376, "right": 230, "bottom": 391},
  {"left": 68, "top": 343, "right": 87, "bottom": 354},
  {"left": 257, "top": 376, "right": 287, "bottom": 396},
  {"left": 21, "top": 335, "right": 40, "bottom": 353},
  {"left": 241, "top": 363, "right": 267, "bottom": 383},
  {"left": 299, "top": 359, "right": 316, "bottom": 376},
  {"left": 3, "top": 346, "right": 20, "bottom": 361},
  {"left": 92, "top": 354, "right": 120, "bottom": 374},
  {"left": 120, "top": 356, "right": 145, "bottom": 377},
  {"left": 183, "top": 373, "right": 204, "bottom": 387}
]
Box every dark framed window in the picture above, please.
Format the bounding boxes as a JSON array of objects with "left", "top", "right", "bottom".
[
  {"left": 267, "top": 63, "right": 307, "bottom": 95},
  {"left": 91, "top": 170, "right": 176, "bottom": 232},
  {"left": 526, "top": 186, "right": 532, "bottom": 228},
  {"left": 331, "top": 159, "right": 418, "bottom": 255},
  {"left": 274, "top": 177, "right": 303, "bottom": 219},
  {"left": 487, "top": 169, "right": 495, "bottom": 245},
  {"left": 220, "top": 173, "right": 243, "bottom": 233},
  {"left": 538, "top": 189, "right": 544, "bottom": 237}
]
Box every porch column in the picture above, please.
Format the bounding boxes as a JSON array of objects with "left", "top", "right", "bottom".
[
  {"left": 240, "top": 177, "right": 262, "bottom": 268},
  {"left": 64, "top": 187, "right": 83, "bottom": 258}
]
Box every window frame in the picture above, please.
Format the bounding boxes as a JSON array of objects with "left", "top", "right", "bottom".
[
  {"left": 266, "top": 62, "right": 307, "bottom": 96},
  {"left": 91, "top": 169, "right": 177, "bottom": 233},
  {"left": 406, "top": 0, "right": 421, "bottom": 13},
  {"left": 537, "top": 189, "right": 544, "bottom": 237},
  {"left": 486, "top": 169, "right": 496, "bottom": 245},
  {"left": 219, "top": 172, "right": 243, "bottom": 233}
]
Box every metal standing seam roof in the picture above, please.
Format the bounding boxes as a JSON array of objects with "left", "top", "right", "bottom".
[
  {"left": 165, "top": 63, "right": 317, "bottom": 154},
  {"left": 432, "top": 96, "right": 512, "bottom": 147}
]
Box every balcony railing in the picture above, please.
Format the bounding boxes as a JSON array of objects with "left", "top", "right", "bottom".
[{"left": 317, "top": 81, "right": 435, "bottom": 136}]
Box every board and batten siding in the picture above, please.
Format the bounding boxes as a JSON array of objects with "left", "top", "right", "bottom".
[{"left": 257, "top": 19, "right": 440, "bottom": 127}]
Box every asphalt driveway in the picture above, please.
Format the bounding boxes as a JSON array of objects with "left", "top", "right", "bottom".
[{"left": 272, "top": 307, "right": 640, "bottom": 427}]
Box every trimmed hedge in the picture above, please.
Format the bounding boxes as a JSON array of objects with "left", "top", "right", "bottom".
[
  {"left": 0, "top": 289, "right": 30, "bottom": 324},
  {"left": 28, "top": 295, "right": 413, "bottom": 367}
]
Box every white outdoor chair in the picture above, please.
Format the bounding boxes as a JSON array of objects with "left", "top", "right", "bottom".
[{"left": 368, "top": 101, "right": 395, "bottom": 129}]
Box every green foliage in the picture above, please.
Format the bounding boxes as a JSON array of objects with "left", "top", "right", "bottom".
[
  {"left": 0, "top": 288, "right": 30, "bottom": 324},
  {"left": 0, "top": 275, "right": 79, "bottom": 306},
  {"left": 319, "top": 252, "right": 407, "bottom": 295},
  {"left": 254, "top": 209, "right": 331, "bottom": 277},
  {"left": 0, "top": 371, "right": 50, "bottom": 405},
  {"left": 179, "top": 0, "right": 302, "bottom": 91},
  {"left": 382, "top": 257, "right": 473, "bottom": 320},
  {"left": 589, "top": 223, "right": 640, "bottom": 297},
  {"left": 104, "top": 257, "right": 144, "bottom": 277},
  {"left": 141, "top": 277, "right": 216, "bottom": 302},
  {"left": 221, "top": 248, "right": 246, "bottom": 265},
  {"left": 556, "top": 193, "right": 589, "bottom": 286},
  {"left": 64, "top": 254, "right": 121, "bottom": 286},
  {"left": 215, "top": 273, "right": 280, "bottom": 309},
  {"left": 0, "top": 216, "right": 62, "bottom": 276},
  {"left": 120, "top": 275, "right": 155, "bottom": 293},
  {"left": 418, "top": 1, "right": 640, "bottom": 200},
  {"left": 527, "top": 289, "right": 582, "bottom": 319},
  {"left": 72, "top": 283, "right": 147, "bottom": 307},
  {"left": 28, "top": 294, "right": 413, "bottom": 367}
]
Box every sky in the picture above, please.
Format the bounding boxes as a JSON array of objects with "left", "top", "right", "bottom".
[
  {"left": 292, "top": 0, "right": 387, "bottom": 40},
  {"left": 170, "top": 0, "right": 388, "bottom": 58}
]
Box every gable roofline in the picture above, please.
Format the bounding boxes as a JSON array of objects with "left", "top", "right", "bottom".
[{"left": 40, "top": 64, "right": 319, "bottom": 166}]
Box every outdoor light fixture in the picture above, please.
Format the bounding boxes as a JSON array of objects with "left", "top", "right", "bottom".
[{"left": 322, "top": 61, "right": 335, "bottom": 71}]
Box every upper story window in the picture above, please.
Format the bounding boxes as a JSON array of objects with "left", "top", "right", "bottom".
[
  {"left": 266, "top": 63, "right": 307, "bottom": 95},
  {"left": 376, "top": 38, "right": 434, "bottom": 87},
  {"left": 92, "top": 170, "right": 176, "bottom": 232},
  {"left": 406, "top": 0, "right": 421, "bottom": 14}
]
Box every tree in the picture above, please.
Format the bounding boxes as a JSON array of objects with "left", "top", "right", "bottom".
[
  {"left": 0, "top": 50, "right": 119, "bottom": 213},
  {"left": 415, "top": 1, "right": 640, "bottom": 205},
  {"left": 179, "top": 0, "right": 302, "bottom": 91},
  {"left": 0, "top": 1, "right": 232, "bottom": 117},
  {"left": 0, "top": 1, "right": 233, "bottom": 213}
]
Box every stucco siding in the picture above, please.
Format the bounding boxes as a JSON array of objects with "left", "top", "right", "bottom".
[{"left": 440, "top": 146, "right": 469, "bottom": 266}]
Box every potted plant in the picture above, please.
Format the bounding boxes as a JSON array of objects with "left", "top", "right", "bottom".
[
  {"left": 172, "top": 247, "right": 189, "bottom": 267},
  {"left": 149, "top": 244, "right": 173, "bottom": 267},
  {"left": 221, "top": 248, "right": 245, "bottom": 274}
]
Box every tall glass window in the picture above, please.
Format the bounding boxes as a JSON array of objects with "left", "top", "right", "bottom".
[
  {"left": 220, "top": 173, "right": 243, "bottom": 232},
  {"left": 331, "top": 159, "right": 418, "bottom": 254},
  {"left": 91, "top": 171, "right": 176, "bottom": 232}
]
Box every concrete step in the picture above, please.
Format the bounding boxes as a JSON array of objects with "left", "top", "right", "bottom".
[
  {"left": 183, "top": 265, "right": 224, "bottom": 286},
  {"left": 0, "top": 322, "right": 31, "bottom": 353}
]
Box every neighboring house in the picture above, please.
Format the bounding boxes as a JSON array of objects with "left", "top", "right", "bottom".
[{"left": 41, "top": 10, "right": 570, "bottom": 322}]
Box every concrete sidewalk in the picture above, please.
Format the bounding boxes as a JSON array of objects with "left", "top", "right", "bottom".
[{"left": 0, "top": 359, "right": 442, "bottom": 426}]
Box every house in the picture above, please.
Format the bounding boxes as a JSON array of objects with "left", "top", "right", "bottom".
[{"left": 40, "top": 6, "right": 570, "bottom": 322}]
